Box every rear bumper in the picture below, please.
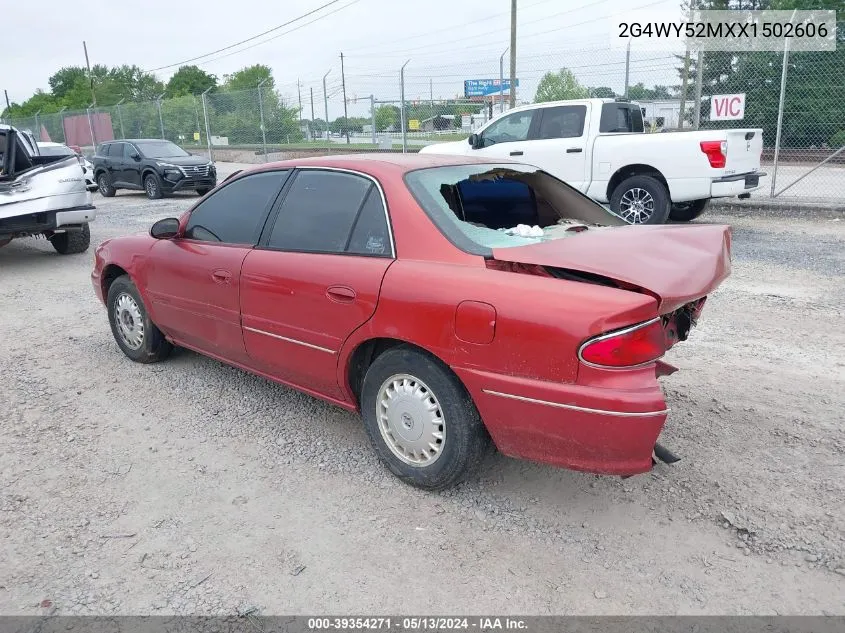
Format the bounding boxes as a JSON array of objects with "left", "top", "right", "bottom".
[
  {"left": 455, "top": 366, "right": 668, "bottom": 476},
  {"left": 0, "top": 204, "right": 96, "bottom": 237},
  {"left": 711, "top": 171, "right": 764, "bottom": 197}
]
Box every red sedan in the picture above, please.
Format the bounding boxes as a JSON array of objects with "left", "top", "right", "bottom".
[{"left": 91, "top": 154, "right": 730, "bottom": 490}]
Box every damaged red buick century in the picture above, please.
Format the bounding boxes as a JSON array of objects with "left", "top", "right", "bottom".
[{"left": 91, "top": 154, "right": 730, "bottom": 490}]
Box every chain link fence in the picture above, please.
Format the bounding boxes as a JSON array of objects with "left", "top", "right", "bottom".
[{"left": 4, "top": 30, "right": 843, "bottom": 204}]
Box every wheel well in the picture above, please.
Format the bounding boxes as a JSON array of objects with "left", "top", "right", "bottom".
[
  {"left": 141, "top": 168, "right": 158, "bottom": 180},
  {"left": 347, "top": 338, "right": 446, "bottom": 405},
  {"left": 101, "top": 264, "right": 128, "bottom": 298},
  {"left": 606, "top": 164, "right": 669, "bottom": 202}
]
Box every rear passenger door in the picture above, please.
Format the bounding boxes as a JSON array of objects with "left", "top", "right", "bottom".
[
  {"left": 521, "top": 104, "right": 590, "bottom": 191},
  {"left": 240, "top": 168, "right": 394, "bottom": 401}
]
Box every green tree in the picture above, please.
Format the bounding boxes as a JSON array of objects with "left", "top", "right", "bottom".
[
  {"left": 534, "top": 68, "right": 590, "bottom": 102},
  {"left": 49, "top": 67, "right": 89, "bottom": 99},
  {"left": 374, "top": 105, "right": 400, "bottom": 131},
  {"left": 223, "top": 64, "right": 273, "bottom": 91},
  {"left": 166, "top": 65, "right": 217, "bottom": 97},
  {"left": 628, "top": 83, "right": 674, "bottom": 100},
  {"left": 591, "top": 86, "right": 616, "bottom": 98}
]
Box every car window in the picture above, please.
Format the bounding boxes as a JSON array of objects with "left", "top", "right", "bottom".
[
  {"left": 536, "top": 106, "right": 587, "bottom": 139},
  {"left": 481, "top": 111, "right": 533, "bottom": 147},
  {"left": 267, "top": 170, "right": 379, "bottom": 254},
  {"left": 599, "top": 103, "right": 645, "bottom": 133},
  {"left": 185, "top": 171, "right": 288, "bottom": 245},
  {"left": 122, "top": 144, "right": 136, "bottom": 159},
  {"left": 346, "top": 188, "right": 391, "bottom": 256}
]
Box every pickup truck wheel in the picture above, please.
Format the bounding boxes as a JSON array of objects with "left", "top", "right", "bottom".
[
  {"left": 97, "top": 174, "right": 116, "bottom": 197},
  {"left": 669, "top": 199, "right": 709, "bottom": 222},
  {"left": 144, "top": 173, "right": 164, "bottom": 200},
  {"left": 360, "top": 346, "right": 491, "bottom": 491},
  {"left": 50, "top": 223, "right": 90, "bottom": 255},
  {"left": 106, "top": 275, "right": 172, "bottom": 363},
  {"left": 611, "top": 175, "right": 671, "bottom": 225}
]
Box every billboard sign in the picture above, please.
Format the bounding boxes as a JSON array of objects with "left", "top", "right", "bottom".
[{"left": 464, "top": 78, "right": 520, "bottom": 97}]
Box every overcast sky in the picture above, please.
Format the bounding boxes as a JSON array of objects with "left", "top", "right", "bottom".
[{"left": 7, "top": 0, "right": 684, "bottom": 117}]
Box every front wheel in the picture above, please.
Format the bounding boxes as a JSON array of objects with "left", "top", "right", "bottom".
[
  {"left": 610, "top": 175, "right": 671, "bottom": 225},
  {"left": 144, "top": 173, "right": 164, "bottom": 200},
  {"left": 669, "top": 199, "right": 709, "bottom": 222},
  {"left": 360, "top": 346, "right": 491, "bottom": 490},
  {"left": 106, "top": 275, "right": 172, "bottom": 363},
  {"left": 50, "top": 223, "right": 90, "bottom": 255}
]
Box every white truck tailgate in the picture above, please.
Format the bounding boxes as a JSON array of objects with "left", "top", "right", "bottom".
[{"left": 724, "top": 128, "right": 763, "bottom": 175}]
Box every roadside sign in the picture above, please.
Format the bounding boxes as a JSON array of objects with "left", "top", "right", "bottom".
[
  {"left": 464, "top": 78, "right": 519, "bottom": 97},
  {"left": 409, "top": 119, "right": 420, "bottom": 130},
  {"left": 710, "top": 93, "right": 745, "bottom": 121},
  {"left": 193, "top": 132, "right": 201, "bottom": 141}
]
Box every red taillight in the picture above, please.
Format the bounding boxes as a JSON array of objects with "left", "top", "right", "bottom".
[
  {"left": 579, "top": 319, "right": 665, "bottom": 368},
  {"left": 700, "top": 140, "right": 727, "bottom": 168}
]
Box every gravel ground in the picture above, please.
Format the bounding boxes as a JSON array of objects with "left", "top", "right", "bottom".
[{"left": 1, "top": 166, "right": 843, "bottom": 616}]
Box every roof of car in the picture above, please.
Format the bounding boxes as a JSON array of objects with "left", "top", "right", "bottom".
[
  {"left": 103, "top": 139, "right": 171, "bottom": 143},
  {"left": 254, "top": 152, "right": 515, "bottom": 174}
]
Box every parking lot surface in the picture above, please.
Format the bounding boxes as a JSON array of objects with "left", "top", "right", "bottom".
[{"left": 1, "top": 167, "right": 843, "bottom": 615}]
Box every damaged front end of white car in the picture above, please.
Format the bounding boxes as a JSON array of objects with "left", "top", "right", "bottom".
[{"left": 0, "top": 124, "right": 96, "bottom": 254}]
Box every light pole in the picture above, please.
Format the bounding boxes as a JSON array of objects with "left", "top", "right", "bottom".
[
  {"left": 155, "top": 92, "right": 166, "bottom": 139},
  {"left": 201, "top": 86, "right": 214, "bottom": 161},
  {"left": 115, "top": 98, "right": 126, "bottom": 139},
  {"left": 499, "top": 47, "right": 508, "bottom": 114},
  {"left": 400, "top": 59, "right": 410, "bottom": 153},
  {"left": 58, "top": 106, "right": 67, "bottom": 143},
  {"left": 322, "top": 69, "right": 331, "bottom": 142}
]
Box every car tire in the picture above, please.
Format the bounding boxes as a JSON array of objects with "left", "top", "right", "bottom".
[
  {"left": 144, "top": 173, "right": 164, "bottom": 200},
  {"left": 196, "top": 187, "right": 211, "bottom": 196},
  {"left": 97, "top": 173, "right": 116, "bottom": 197},
  {"left": 669, "top": 199, "right": 709, "bottom": 222},
  {"left": 610, "top": 175, "right": 671, "bottom": 225},
  {"left": 50, "top": 223, "right": 90, "bottom": 255},
  {"left": 106, "top": 275, "right": 172, "bottom": 363},
  {"left": 360, "top": 346, "right": 491, "bottom": 490}
]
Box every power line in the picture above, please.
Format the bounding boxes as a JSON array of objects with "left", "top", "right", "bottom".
[{"left": 146, "top": 0, "right": 354, "bottom": 72}]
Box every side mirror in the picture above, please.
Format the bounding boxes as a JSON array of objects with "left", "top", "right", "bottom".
[
  {"left": 150, "top": 217, "right": 180, "bottom": 240},
  {"left": 131, "top": 153, "right": 141, "bottom": 161},
  {"left": 468, "top": 133, "right": 480, "bottom": 149}
]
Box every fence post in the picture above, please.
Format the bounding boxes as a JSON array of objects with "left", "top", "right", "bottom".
[
  {"left": 258, "top": 79, "right": 269, "bottom": 162},
  {"left": 201, "top": 87, "right": 213, "bottom": 162},
  {"left": 156, "top": 93, "right": 166, "bottom": 140},
  {"left": 33, "top": 110, "right": 41, "bottom": 140},
  {"left": 400, "top": 60, "right": 410, "bottom": 153},
  {"left": 693, "top": 50, "right": 704, "bottom": 129},
  {"left": 499, "top": 48, "right": 508, "bottom": 114},
  {"left": 86, "top": 104, "right": 96, "bottom": 148},
  {"left": 58, "top": 107, "right": 67, "bottom": 143},
  {"left": 771, "top": 12, "right": 797, "bottom": 197},
  {"left": 370, "top": 95, "right": 376, "bottom": 145},
  {"left": 116, "top": 98, "right": 126, "bottom": 138}
]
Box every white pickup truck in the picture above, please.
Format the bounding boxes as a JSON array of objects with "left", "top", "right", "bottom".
[{"left": 419, "top": 98, "right": 764, "bottom": 224}]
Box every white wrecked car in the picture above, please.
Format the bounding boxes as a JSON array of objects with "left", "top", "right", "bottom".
[{"left": 0, "top": 124, "right": 96, "bottom": 254}]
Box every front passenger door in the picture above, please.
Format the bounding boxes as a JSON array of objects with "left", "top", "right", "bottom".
[
  {"left": 144, "top": 170, "right": 289, "bottom": 362},
  {"left": 120, "top": 142, "right": 143, "bottom": 188},
  {"left": 472, "top": 110, "right": 536, "bottom": 161}
]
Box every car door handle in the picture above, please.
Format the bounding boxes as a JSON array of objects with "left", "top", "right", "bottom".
[
  {"left": 212, "top": 269, "right": 232, "bottom": 284},
  {"left": 566, "top": 147, "right": 583, "bottom": 153},
  {"left": 509, "top": 150, "right": 524, "bottom": 156},
  {"left": 326, "top": 285, "right": 356, "bottom": 303}
]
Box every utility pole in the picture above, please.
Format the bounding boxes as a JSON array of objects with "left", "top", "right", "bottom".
[
  {"left": 340, "top": 53, "right": 350, "bottom": 144},
  {"left": 322, "top": 69, "right": 331, "bottom": 142},
  {"left": 499, "top": 47, "right": 508, "bottom": 114},
  {"left": 310, "top": 86, "right": 315, "bottom": 141},
  {"left": 400, "top": 60, "right": 410, "bottom": 153},
  {"left": 624, "top": 39, "right": 631, "bottom": 99},
  {"left": 693, "top": 50, "right": 704, "bottom": 129},
  {"left": 3, "top": 90, "right": 10, "bottom": 111},
  {"left": 83, "top": 41, "right": 96, "bottom": 106},
  {"left": 297, "top": 79, "right": 302, "bottom": 126},
  {"left": 509, "top": 0, "right": 517, "bottom": 108}
]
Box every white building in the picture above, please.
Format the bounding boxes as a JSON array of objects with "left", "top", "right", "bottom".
[{"left": 637, "top": 100, "right": 683, "bottom": 129}]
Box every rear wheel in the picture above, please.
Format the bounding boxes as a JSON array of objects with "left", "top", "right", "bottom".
[
  {"left": 360, "top": 346, "right": 491, "bottom": 490},
  {"left": 144, "top": 173, "right": 164, "bottom": 200},
  {"left": 610, "top": 175, "right": 671, "bottom": 225},
  {"left": 50, "top": 223, "right": 90, "bottom": 255},
  {"left": 106, "top": 275, "right": 172, "bottom": 363},
  {"left": 97, "top": 173, "right": 116, "bottom": 197},
  {"left": 669, "top": 199, "right": 709, "bottom": 222}
]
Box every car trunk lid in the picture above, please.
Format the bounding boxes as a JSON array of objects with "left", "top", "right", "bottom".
[{"left": 490, "top": 224, "right": 731, "bottom": 314}]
